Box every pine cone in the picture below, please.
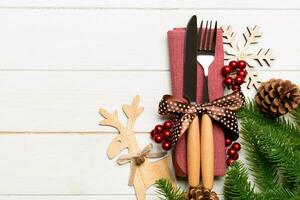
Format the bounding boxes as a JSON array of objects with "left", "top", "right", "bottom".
[{"left": 255, "top": 79, "right": 300, "bottom": 117}]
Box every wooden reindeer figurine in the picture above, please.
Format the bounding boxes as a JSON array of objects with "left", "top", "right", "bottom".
[{"left": 99, "top": 95, "right": 175, "bottom": 200}]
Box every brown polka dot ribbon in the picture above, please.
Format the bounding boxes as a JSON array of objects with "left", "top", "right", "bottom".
[{"left": 158, "top": 90, "right": 245, "bottom": 146}]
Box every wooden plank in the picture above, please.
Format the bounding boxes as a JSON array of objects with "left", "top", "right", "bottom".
[
  {"left": 0, "top": 9, "right": 298, "bottom": 70},
  {"left": 0, "top": 71, "right": 169, "bottom": 132},
  {"left": 0, "top": 133, "right": 224, "bottom": 195},
  {"left": 0, "top": 196, "right": 152, "bottom": 200},
  {"left": 0, "top": 196, "right": 156, "bottom": 200},
  {"left": 0, "top": 195, "right": 225, "bottom": 200},
  {"left": 0, "top": 71, "right": 298, "bottom": 132},
  {"left": 0, "top": 0, "right": 298, "bottom": 9}
]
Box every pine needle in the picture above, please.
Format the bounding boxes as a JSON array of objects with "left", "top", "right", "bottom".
[
  {"left": 224, "top": 162, "right": 258, "bottom": 200},
  {"left": 155, "top": 179, "right": 186, "bottom": 200},
  {"left": 224, "top": 100, "right": 300, "bottom": 199}
]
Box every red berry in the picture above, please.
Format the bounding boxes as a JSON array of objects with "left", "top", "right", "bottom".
[
  {"left": 162, "top": 130, "right": 172, "bottom": 139},
  {"left": 227, "top": 158, "right": 235, "bottom": 166},
  {"left": 163, "top": 120, "right": 173, "bottom": 130},
  {"left": 232, "top": 142, "right": 241, "bottom": 151},
  {"left": 224, "top": 77, "right": 234, "bottom": 85},
  {"left": 155, "top": 125, "right": 163, "bottom": 133},
  {"left": 237, "top": 69, "right": 247, "bottom": 78},
  {"left": 150, "top": 130, "right": 156, "bottom": 138},
  {"left": 234, "top": 75, "right": 244, "bottom": 85},
  {"left": 222, "top": 65, "right": 232, "bottom": 76},
  {"left": 225, "top": 138, "right": 232, "bottom": 146},
  {"left": 237, "top": 60, "right": 247, "bottom": 69},
  {"left": 229, "top": 60, "right": 238, "bottom": 68},
  {"left": 232, "top": 85, "right": 241, "bottom": 91},
  {"left": 232, "top": 153, "right": 239, "bottom": 160},
  {"left": 227, "top": 148, "right": 237, "bottom": 158},
  {"left": 162, "top": 140, "right": 171, "bottom": 151},
  {"left": 154, "top": 134, "right": 163, "bottom": 143}
]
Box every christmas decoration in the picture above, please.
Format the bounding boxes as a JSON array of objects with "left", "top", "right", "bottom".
[
  {"left": 225, "top": 136, "right": 241, "bottom": 166},
  {"left": 231, "top": 85, "right": 240, "bottom": 91},
  {"left": 224, "top": 101, "right": 300, "bottom": 200},
  {"left": 163, "top": 130, "right": 172, "bottom": 138},
  {"left": 163, "top": 120, "right": 173, "bottom": 130},
  {"left": 100, "top": 96, "right": 175, "bottom": 200},
  {"left": 232, "top": 153, "right": 239, "bottom": 160},
  {"left": 158, "top": 91, "right": 245, "bottom": 147},
  {"left": 187, "top": 186, "right": 219, "bottom": 200},
  {"left": 232, "top": 142, "right": 241, "bottom": 151},
  {"left": 227, "top": 148, "right": 237, "bottom": 158},
  {"left": 162, "top": 140, "right": 172, "bottom": 151},
  {"left": 255, "top": 79, "right": 300, "bottom": 117},
  {"left": 150, "top": 120, "right": 174, "bottom": 151},
  {"left": 224, "top": 77, "right": 234, "bottom": 86},
  {"left": 234, "top": 75, "right": 244, "bottom": 85},
  {"left": 221, "top": 25, "right": 275, "bottom": 90},
  {"left": 155, "top": 179, "right": 186, "bottom": 200},
  {"left": 155, "top": 124, "right": 164, "bottom": 133},
  {"left": 221, "top": 60, "right": 248, "bottom": 91},
  {"left": 226, "top": 158, "right": 235, "bottom": 166},
  {"left": 155, "top": 179, "right": 219, "bottom": 200},
  {"left": 154, "top": 134, "right": 164, "bottom": 143},
  {"left": 225, "top": 138, "right": 232, "bottom": 146}
]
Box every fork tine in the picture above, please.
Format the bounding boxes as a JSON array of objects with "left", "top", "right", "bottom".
[
  {"left": 211, "top": 21, "right": 217, "bottom": 52},
  {"left": 206, "top": 21, "right": 212, "bottom": 51},
  {"left": 201, "top": 21, "right": 208, "bottom": 50},
  {"left": 198, "top": 21, "right": 203, "bottom": 51}
]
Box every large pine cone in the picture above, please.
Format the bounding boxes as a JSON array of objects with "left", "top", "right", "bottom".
[{"left": 255, "top": 79, "right": 300, "bottom": 117}]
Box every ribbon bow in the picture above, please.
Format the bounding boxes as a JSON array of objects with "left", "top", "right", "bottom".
[
  {"left": 116, "top": 143, "right": 167, "bottom": 186},
  {"left": 158, "top": 90, "right": 245, "bottom": 146}
]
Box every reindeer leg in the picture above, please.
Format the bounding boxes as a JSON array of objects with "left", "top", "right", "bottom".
[
  {"left": 133, "top": 171, "right": 146, "bottom": 200},
  {"left": 161, "top": 156, "right": 176, "bottom": 186},
  {"left": 143, "top": 156, "right": 176, "bottom": 189}
]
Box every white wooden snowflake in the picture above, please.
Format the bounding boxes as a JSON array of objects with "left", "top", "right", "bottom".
[{"left": 221, "top": 25, "right": 275, "bottom": 90}]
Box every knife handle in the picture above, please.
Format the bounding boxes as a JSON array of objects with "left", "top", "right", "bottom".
[
  {"left": 201, "top": 114, "right": 214, "bottom": 190},
  {"left": 187, "top": 115, "right": 201, "bottom": 187}
]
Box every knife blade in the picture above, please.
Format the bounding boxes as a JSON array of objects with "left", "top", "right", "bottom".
[
  {"left": 183, "top": 15, "right": 198, "bottom": 103},
  {"left": 184, "top": 15, "right": 201, "bottom": 188}
]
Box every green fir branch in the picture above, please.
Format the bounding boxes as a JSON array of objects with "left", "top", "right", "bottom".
[
  {"left": 224, "top": 100, "right": 300, "bottom": 199},
  {"left": 224, "top": 162, "right": 258, "bottom": 200},
  {"left": 155, "top": 179, "right": 186, "bottom": 200},
  {"left": 291, "top": 106, "right": 300, "bottom": 129}
]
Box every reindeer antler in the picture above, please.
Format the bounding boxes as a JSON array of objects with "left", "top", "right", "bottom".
[
  {"left": 99, "top": 109, "right": 123, "bottom": 131},
  {"left": 122, "top": 95, "right": 144, "bottom": 130}
]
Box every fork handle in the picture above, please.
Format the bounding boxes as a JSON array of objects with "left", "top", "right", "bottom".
[
  {"left": 201, "top": 114, "right": 214, "bottom": 190},
  {"left": 203, "top": 75, "right": 209, "bottom": 103}
]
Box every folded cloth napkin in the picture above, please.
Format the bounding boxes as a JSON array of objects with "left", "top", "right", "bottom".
[{"left": 167, "top": 28, "right": 226, "bottom": 177}]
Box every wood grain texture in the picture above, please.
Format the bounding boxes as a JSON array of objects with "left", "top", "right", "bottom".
[
  {"left": 0, "top": 194, "right": 225, "bottom": 200},
  {"left": 187, "top": 116, "right": 201, "bottom": 187},
  {"left": 0, "top": 0, "right": 298, "bottom": 9},
  {"left": 0, "top": 195, "right": 158, "bottom": 200},
  {"left": 0, "top": 133, "right": 224, "bottom": 194},
  {"left": 0, "top": 10, "right": 298, "bottom": 70},
  {"left": 0, "top": 2, "right": 298, "bottom": 200},
  {"left": 201, "top": 114, "right": 214, "bottom": 190},
  {"left": 0, "top": 71, "right": 298, "bottom": 132}
]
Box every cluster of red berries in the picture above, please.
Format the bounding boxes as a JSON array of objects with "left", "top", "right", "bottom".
[
  {"left": 225, "top": 137, "right": 241, "bottom": 166},
  {"left": 222, "top": 60, "right": 247, "bottom": 91},
  {"left": 150, "top": 120, "right": 173, "bottom": 151}
]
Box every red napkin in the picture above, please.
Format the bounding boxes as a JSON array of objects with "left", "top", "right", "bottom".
[{"left": 167, "top": 28, "right": 226, "bottom": 177}]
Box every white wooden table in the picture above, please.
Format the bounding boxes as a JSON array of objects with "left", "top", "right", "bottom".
[{"left": 0, "top": 1, "right": 299, "bottom": 199}]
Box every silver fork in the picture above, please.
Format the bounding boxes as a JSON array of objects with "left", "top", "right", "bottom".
[
  {"left": 197, "top": 20, "right": 218, "bottom": 196},
  {"left": 197, "top": 20, "right": 217, "bottom": 103}
]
